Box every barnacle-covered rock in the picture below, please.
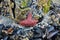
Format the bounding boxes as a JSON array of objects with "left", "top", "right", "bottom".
[{"left": 0, "top": 0, "right": 60, "bottom": 40}]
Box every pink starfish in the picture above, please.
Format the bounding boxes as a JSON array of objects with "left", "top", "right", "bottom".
[{"left": 19, "top": 12, "right": 38, "bottom": 27}]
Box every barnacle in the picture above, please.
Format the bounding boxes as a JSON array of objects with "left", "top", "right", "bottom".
[{"left": 34, "top": 14, "right": 40, "bottom": 20}]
